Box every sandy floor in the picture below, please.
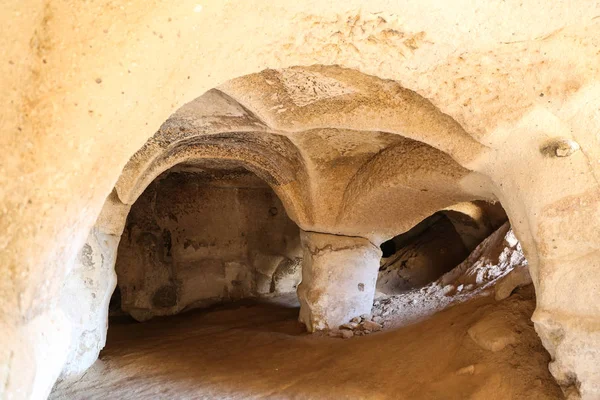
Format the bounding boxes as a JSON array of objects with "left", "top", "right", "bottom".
[{"left": 50, "top": 286, "right": 563, "bottom": 400}]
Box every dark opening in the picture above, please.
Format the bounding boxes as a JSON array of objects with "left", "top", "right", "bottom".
[{"left": 377, "top": 201, "right": 507, "bottom": 295}]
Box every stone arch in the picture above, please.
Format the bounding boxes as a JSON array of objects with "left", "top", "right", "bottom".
[
  {"left": 115, "top": 89, "right": 313, "bottom": 224},
  {"left": 58, "top": 67, "right": 496, "bottom": 384},
  {"left": 219, "top": 66, "right": 489, "bottom": 167},
  {"left": 116, "top": 133, "right": 312, "bottom": 225}
]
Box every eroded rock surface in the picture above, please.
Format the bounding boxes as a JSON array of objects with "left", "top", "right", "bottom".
[{"left": 58, "top": 228, "right": 119, "bottom": 382}]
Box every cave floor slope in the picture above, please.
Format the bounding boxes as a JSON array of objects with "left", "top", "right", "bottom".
[{"left": 50, "top": 287, "right": 562, "bottom": 400}]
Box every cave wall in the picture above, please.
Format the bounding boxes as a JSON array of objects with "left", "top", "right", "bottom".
[
  {"left": 115, "top": 168, "right": 302, "bottom": 320},
  {"left": 58, "top": 228, "right": 118, "bottom": 382}
]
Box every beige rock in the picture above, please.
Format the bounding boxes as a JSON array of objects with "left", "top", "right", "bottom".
[
  {"left": 340, "top": 323, "right": 359, "bottom": 331},
  {"left": 298, "top": 231, "right": 381, "bottom": 332},
  {"left": 456, "top": 365, "right": 476, "bottom": 376},
  {"left": 468, "top": 312, "right": 519, "bottom": 352},
  {"left": 341, "top": 330, "right": 354, "bottom": 339},
  {"left": 361, "top": 320, "right": 382, "bottom": 332},
  {"left": 495, "top": 266, "right": 533, "bottom": 301},
  {"left": 1, "top": 2, "right": 600, "bottom": 399}
]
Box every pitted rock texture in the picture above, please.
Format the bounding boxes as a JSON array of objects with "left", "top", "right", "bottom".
[{"left": 58, "top": 228, "right": 118, "bottom": 381}]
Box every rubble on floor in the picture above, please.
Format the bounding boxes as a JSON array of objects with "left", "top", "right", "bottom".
[{"left": 334, "top": 222, "right": 532, "bottom": 334}]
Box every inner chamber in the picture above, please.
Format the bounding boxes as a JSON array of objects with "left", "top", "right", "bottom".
[{"left": 111, "top": 160, "right": 302, "bottom": 321}]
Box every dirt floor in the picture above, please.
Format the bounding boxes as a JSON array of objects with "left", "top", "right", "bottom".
[{"left": 50, "top": 286, "right": 563, "bottom": 400}]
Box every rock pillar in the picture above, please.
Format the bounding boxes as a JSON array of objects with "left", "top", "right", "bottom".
[{"left": 297, "top": 231, "right": 381, "bottom": 332}]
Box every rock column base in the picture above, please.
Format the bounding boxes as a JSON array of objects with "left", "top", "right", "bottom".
[{"left": 297, "top": 231, "right": 381, "bottom": 332}]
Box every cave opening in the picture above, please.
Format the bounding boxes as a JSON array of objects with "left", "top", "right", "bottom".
[{"left": 377, "top": 201, "right": 508, "bottom": 295}]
